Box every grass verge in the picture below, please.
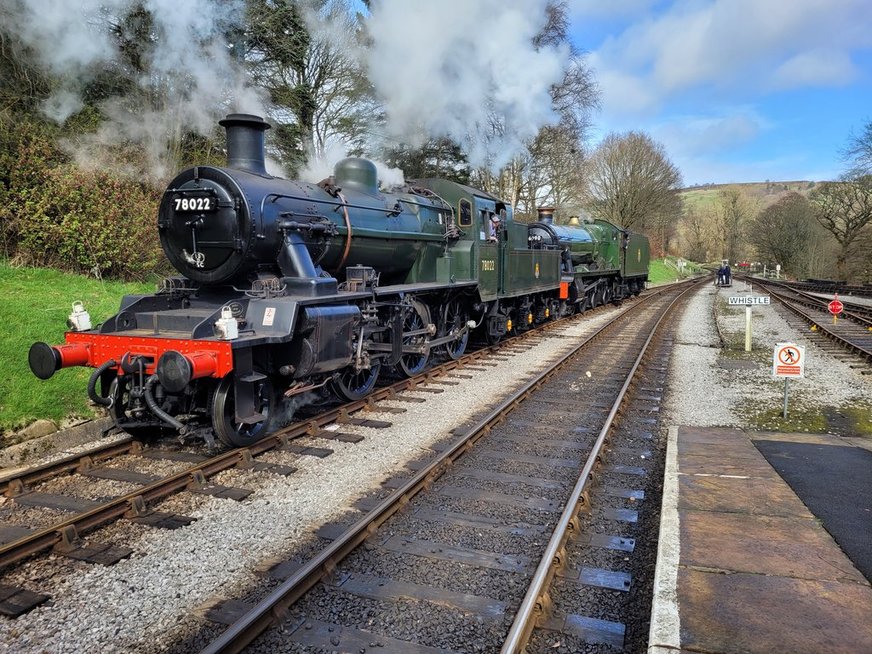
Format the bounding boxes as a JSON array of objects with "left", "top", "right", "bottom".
[
  {"left": 0, "top": 261, "right": 153, "bottom": 439},
  {"left": 648, "top": 256, "right": 702, "bottom": 285}
]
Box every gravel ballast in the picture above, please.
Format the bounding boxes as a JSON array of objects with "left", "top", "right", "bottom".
[
  {"left": 665, "top": 282, "right": 872, "bottom": 431},
  {"left": 0, "top": 307, "right": 622, "bottom": 654},
  {"left": 4, "top": 280, "right": 867, "bottom": 653}
]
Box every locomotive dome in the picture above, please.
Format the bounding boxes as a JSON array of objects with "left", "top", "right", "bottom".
[{"left": 334, "top": 157, "right": 379, "bottom": 195}]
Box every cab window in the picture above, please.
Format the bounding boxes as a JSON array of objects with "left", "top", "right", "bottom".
[{"left": 458, "top": 199, "right": 472, "bottom": 227}]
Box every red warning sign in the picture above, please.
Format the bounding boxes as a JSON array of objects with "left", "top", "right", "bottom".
[
  {"left": 773, "top": 343, "right": 805, "bottom": 378},
  {"left": 828, "top": 299, "right": 843, "bottom": 315}
]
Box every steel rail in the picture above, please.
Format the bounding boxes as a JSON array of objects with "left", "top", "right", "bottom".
[
  {"left": 747, "top": 278, "right": 872, "bottom": 361},
  {"left": 778, "top": 278, "right": 872, "bottom": 300},
  {"left": 0, "top": 437, "right": 138, "bottom": 493},
  {"left": 0, "top": 287, "right": 673, "bottom": 570},
  {"left": 198, "top": 280, "right": 699, "bottom": 654},
  {"left": 500, "top": 280, "right": 697, "bottom": 653},
  {"left": 744, "top": 277, "right": 872, "bottom": 325}
]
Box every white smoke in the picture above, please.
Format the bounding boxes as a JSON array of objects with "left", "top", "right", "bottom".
[
  {"left": 364, "top": 0, "right": 569, "bottom": 170},
  {"left": 6, "top": 0, "right": 266, "bottom": 179}
]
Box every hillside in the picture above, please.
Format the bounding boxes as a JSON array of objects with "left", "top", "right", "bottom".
[{"left": 681, "top": 180, "right": 818, "bottom": 213}]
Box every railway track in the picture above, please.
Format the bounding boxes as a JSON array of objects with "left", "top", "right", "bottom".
[
  {"left": 741, "top": 277, "right": 872, "bottom": 366},
  {"left": 777, "top": 278, "right": 872, "bottom": 300},
  {"left": 190, "top": 279, "right": 699, "bottom": 653},
  {"left": 0, "top": 288, "right": 664, "bottom": 617}
]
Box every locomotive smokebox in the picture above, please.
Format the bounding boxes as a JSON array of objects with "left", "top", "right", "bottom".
[
  {"left": 219, "top": 113, "right": 271, "bottom": 175},
  {"left": 537, "top": 206, "right": 555, "bottom": 224}
]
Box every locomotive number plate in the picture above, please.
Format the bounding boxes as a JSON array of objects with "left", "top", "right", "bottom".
[{"left": 174, "top": 194, "right": 217, "bottom": 212}]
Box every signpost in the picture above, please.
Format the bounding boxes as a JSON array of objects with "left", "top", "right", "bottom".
[
  {"left": 729, "top": 295, "right": 771, "bottom": 352},
  {"left": 773, "top": 342, "right": 805, "bottom": 418},
  {"left": 728, "top": 296, "right": 770, "bottom": 306},
  {"left": 828, "top": 294, "right": 843, "bottom": 324}
]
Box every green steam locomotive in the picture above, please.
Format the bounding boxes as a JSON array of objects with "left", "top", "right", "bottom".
[{"left": 29, "top": 114, "right": 650, "bottom": 447}]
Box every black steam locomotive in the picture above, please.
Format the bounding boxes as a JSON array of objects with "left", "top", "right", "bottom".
[{"left": 29, "top": 114, "right": 649, "bottom": 447}]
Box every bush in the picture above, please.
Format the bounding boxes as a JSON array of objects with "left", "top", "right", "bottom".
[
  {"left": 15, "top": 166, "right": 165, "bottom": 279},
  {"left": 0, "top": 114, "right": 167, "bottom": 280}
]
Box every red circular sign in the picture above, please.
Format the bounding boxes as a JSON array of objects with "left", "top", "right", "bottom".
[{"left": 828, "top": 300, "right": 844, "bottom": 314}]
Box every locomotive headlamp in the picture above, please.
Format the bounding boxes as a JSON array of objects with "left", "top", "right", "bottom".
[{"left": 156, "top": 350, "right": 218, "bottom": 393}]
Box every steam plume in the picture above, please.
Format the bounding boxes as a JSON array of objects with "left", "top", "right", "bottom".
[
  {"left": 5, "top": 0, "right": 266, "bottom": 179},
  {"left": 364, "top": 0, "right": 568, "bottom": 170}
]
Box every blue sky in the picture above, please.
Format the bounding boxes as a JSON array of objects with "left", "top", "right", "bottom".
[{"left": 568, "top": 0, "right": 872, "bottom": 186}]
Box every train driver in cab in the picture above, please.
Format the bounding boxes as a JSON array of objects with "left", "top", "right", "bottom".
[
  {"left": 489, "top": 202, "right": 507, "bottom": 241},
  {"left": 488, "top": 213, "right": 500, "bottom": 241}
]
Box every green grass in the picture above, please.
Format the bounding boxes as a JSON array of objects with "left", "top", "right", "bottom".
[
  {"left": 648, "top": 256, "right": 701, "bottom": 285},
  {"left": 0, "top": 261, "right": 153, "bottom": 438}
]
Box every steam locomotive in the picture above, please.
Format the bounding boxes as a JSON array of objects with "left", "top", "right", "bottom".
[{"left": 29, "top": 114, "right": 649, "bottom": 448}]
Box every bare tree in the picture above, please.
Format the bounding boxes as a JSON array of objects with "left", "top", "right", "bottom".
[
  {"left": 584, "top": 131, "right": 683, "bottom": 235},
  {"left": 713, "top": 186, "right": 756, "bottom": 262},
  {"left": 843, "top": 120, "right": 872, "bottom": 177},
  {"left": 246, "top": 0, "right": 373, "bottom": 172},
  {"left": 750, "top": 192, "right": 814, "bottom": 276},
  {"left": 680, "top": 206, "right": 714, "bottom": 263},
  {"left": 810, "top": 175, "right": 872, "bottom": 280}
]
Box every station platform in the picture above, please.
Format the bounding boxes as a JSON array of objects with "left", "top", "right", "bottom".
[{"left": 648, "top": 426, "right": 872, "bottom": 654}]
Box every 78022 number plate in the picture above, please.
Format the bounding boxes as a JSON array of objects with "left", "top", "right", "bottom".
[{"left": 174, "top": 194, "right": 217, "bottom": 212}]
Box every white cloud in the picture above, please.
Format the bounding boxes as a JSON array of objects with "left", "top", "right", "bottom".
[
  {"left": 772, "top": 49, "right": 859, "bottom": 89},
  {"left": 590, "top": 0, "right": 872, "bottom": 115},
  {"left": 653, "top": 111, "right": 765, "bottom": 158}
]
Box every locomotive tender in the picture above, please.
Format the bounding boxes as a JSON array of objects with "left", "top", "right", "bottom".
[{"left": 29, "top": 114, "right": 649, "bottom": 447}]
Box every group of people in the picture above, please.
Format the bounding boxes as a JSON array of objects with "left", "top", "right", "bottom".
[{"left": 716, "top": 263, "right": 732, "bottom": 286}]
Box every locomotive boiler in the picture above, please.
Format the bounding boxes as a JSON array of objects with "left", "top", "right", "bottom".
[{"left": 29, "top": 114, "right": 650, "bottom": 448}]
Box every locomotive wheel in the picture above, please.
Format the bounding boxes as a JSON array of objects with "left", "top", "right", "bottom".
[
  {"left": 211, "top": 375, "right": 275, "bottom": 447},
  {"left": 439, "top": 299, "right": 469, "bottom": 360},
  {"left": 397, "top": 300, "right": 431, "bottom": 377},
  {"left": 331, "top": 363, "right": 381, "bottom": 401}
]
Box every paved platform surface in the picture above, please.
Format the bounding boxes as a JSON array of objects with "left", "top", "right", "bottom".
[{"left": 649, "top": 426, "right": 872, "bottom": 654}]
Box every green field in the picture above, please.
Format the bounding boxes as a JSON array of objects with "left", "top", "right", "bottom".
[
  {"left": 681, "top": 180, "right": 815, "bottom": 214},
  {"left": 0, "top": 262, "right": 153, "bottom": 439}
]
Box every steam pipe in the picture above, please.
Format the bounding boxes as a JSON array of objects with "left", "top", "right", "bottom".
[
  {"left": 87, "top": 359, "right": 117, "bottom": 407},
  {"left": 278, "top": 231, "right": 319, "bottom": 278},
  {"left": 144, "top": 374, "right": 186, "bottom": 434}
]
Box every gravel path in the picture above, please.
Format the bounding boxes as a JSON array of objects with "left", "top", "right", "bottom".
[
  {"left": 0, "top": 307, "right": 622, "bottom": 654},
  {"left": 664, "top": 283, "right": 872, "bottom": 434}
]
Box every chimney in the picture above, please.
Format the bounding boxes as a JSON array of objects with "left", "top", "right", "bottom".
[
  {"left": 537, "top": 206, "right": 555, "bottom": 224},
  {"left": 219, "top": 113, "right": 270, "bottom": 175}
]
